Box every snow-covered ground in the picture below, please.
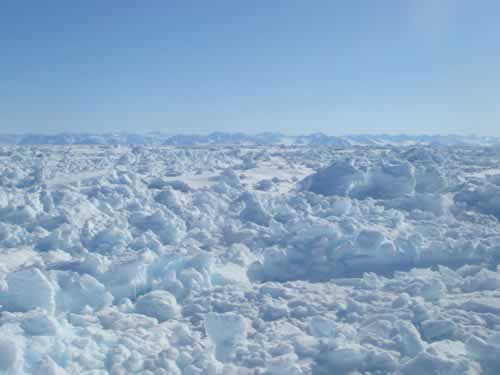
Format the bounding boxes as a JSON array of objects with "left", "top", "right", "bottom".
[{"left": 0, "top": 142, "right": 500, "bottom": 374}]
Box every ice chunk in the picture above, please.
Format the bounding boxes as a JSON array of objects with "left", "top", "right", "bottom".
[
  {"left": 462, "top": 269, "right": 500, "bottom": 292},
  {"left": 215, "top": 169, "right": 242, "bottom": 189},
  {"left": 421, "top": 319, "right": 456, "bottom": 341},
  {"left": 1, "top": 268, "right": 56, "bottom": 313},
  {"left": 32, "top": 356, "right": 66, "bottom": 375},
  {"left": 55, "top": 272, "right": 113, "bottom": 313},
  {"left": 309, "top": 316, "right": 356, "bottom": 339},
  {"left": 135, "top": 290, "right": 180, "bottom": 322},
  {"left": 384, "top": 193, "right": 451, "bottom": 216},
  {"left": 358, "top": 161, "right": 416, "bottom": 199},
  {"left": 0, "top": 191, "right": 7, "bottom": 208},
  {"left": 455, "top": 184, "right": 500, "bottom": 219},
  {"left": 401, "top": 341, "right": 480, "bottom": 375},
  {"left": 356, "top": 229, "right": 385, "bottom": 249},
  {"left": 255, "top": 179, "right": 273, "bottom": 191},
  {"left": 0, "top": 337, "right": 20, "bottom": 372},
  {"left": 129, "top": 209, "right": 186, "bottom": 244},
  {"left": 415, "top": 165, "right": 447, "bottom": 193},
  {"left": 260, "top": 300, "right": 288, "bottom": 321},
  {"left": 85, "top": 226, "right": 132, "bottom": 252},
  {"left": 224, "top": 243, "right": 257, "bottom": 267},
  {"left": 103, "top": 252, "right": 155, "bottom": 300},
  {"left": 396, "top": 320, "right": 425, "bottom": 357},
  {"left": 461, "top": 297, "right": 500, "bottom": 315},
  {"left": 326, "top": 344, "right": 397, "bottom": 373},
  {"left": 21, "top": 310, "right": 59, "bottom": 336},
  {"left": 466, "top": 333, "right": 500, "bottom": 371},
  {"left": 239, "top": 192, "right": 271, "bottom": 226},
  {"left": 265, "top": 353, "right": 302, "bottom": 375},
  {"left": 204, "top": 312, "right": 249, "bottom": 362},
  {"left": 420, "top": 278, "right": 446, "bottom": 302},
  {"left": 299, "top": 159, "right": 364, "bottom": 197},
  {"left": 155, "top": 187, "right": 183, "bottom": 211},
  {"left": 76, "top": 251, "right": 110, "bottom": 276},
  {"left": 300, "top": 158, "right": 416, "bottom": 199}
]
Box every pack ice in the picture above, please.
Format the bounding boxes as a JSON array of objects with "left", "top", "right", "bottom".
[{"left": 0, "top": 142, "right": 499, "bottom": 374}]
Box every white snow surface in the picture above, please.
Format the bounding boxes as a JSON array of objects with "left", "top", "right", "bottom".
[{"left": 0, "top": 143, "right": 499, "bottom": 374}]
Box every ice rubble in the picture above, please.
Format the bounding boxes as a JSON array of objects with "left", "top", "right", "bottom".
[{"left": 0, "top": 143, "right": 499, "bottom": 374}]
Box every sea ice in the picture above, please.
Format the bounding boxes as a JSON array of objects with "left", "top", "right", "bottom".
[{"left": 0, "top": 141, "right": 498, "bottom": 373}]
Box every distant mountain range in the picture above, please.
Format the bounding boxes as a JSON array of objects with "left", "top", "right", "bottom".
[{"left": 0, "top": 132, "right": 498, "bottom": 146}]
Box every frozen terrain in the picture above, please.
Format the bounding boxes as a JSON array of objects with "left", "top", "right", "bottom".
[{"left": 0, "top": 140, "right": 500, "bottom": 374}]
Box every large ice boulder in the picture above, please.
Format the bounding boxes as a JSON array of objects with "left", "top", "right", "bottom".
[
  {"left": 358, "top": 161, "right": 416, "bottom": 199},
  {"left": 300, "top": 158, "right": 416, "bottom": 200},
  {"left": 299, "top": 159, "right": 364, "bottom": 197}
]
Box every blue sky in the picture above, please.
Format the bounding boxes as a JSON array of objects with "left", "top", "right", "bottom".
[{"left": 1, "top": 1, "right": 499, "bottom": 135}]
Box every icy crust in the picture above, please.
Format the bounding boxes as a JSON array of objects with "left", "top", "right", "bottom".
[{"left": 0, "top": 144, "right": 499, "bottom": 373}]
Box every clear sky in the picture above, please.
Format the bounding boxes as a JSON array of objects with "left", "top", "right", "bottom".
[{"left": 1, "top": 1, "right": 499, "bottom": 135}]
